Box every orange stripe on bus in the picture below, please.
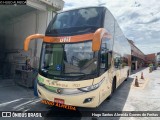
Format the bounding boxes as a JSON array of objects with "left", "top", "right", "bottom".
[
  {"left": 23, "top": 28, "right": 112, "bottom": 51},
  {"left": 43, "top": 33, "right": 94, "bottom": 43},
  {"left": 92, "top": 28, "right": 108, "bottom": 51}
]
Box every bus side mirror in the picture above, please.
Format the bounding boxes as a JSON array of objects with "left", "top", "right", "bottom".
[
  {"left": 24, "top": 34, "right": 44, "bottom": 51},
  {"left": 92, "top": 37, "right": 101, "bottom": 51},
  {"left": 92, "top": 28, "right": 109, "bottom": 52},
  {"left": 92, "top": 29, "right": 102, "bottom": 51}
]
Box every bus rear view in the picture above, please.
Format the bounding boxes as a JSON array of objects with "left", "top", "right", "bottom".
[{"left": 24, "top": 7, "right": 131, "bottom": 108}]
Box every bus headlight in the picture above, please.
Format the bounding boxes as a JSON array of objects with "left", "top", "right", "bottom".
[{"left": 79, "top": 80, "right": 103, "bottom": 92}]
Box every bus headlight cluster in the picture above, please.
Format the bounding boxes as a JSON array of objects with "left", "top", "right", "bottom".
[{"left": 79, "top": 80, "right": 103, "bottom": 92}]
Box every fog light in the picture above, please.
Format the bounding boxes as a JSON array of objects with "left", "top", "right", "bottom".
[{"left": 83, "top": 98, "right": 93, "bottom": 103}]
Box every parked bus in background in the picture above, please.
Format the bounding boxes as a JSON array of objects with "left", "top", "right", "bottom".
[
  {"left": 156, "top": 52, "right": 160, "bottom": 67},
  {"left": 24, "top": 6, "right": 131, "bottom": 108}
]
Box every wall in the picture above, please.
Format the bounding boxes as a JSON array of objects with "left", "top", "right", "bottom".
[
  {"left": 0, "top": 24, "right": 4, "bottom": 52},
  {"left": 145, "top": 53, "right": 156, "bottom": 65},
  {"left": 128, "top": 40, "right": 145, "bottom": 60},
  {"left": 4, "top": 11, "right": 48, "bottom": 53},
  {"left": 0, "top": 24, "right": 5, "bottom": 75},
  {"left": 3, "top": 10, "right": 49, "bottom": 68},
  {"left": 1, "top": 10, "right": 56, "bottom": 78}
]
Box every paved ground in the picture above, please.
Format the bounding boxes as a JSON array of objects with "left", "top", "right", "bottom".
[{"left": 0, "top": 67, "right": 160, "bottom": 120}]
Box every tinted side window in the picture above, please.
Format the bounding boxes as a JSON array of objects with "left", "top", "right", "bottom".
[
  {"left": 104, "top": 9, "right": 115, "bottom": 36},
  {"left": 122, "top": 57, "right": 129, "bottom": 68},
  {"left": 114, "top": 54, "right": 121, "bottom": 69},
  {"left": 100, "top": 38, "right": 112, "bottom": 74}
]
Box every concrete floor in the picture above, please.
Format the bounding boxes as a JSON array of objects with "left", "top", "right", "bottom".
[{"left": 0, "top": 67, "right": 160, "bottom": 120}]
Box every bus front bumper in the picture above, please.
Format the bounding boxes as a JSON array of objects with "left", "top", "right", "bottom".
[{"left": 37, "top": 84, "right": 100, "bottom": 108}]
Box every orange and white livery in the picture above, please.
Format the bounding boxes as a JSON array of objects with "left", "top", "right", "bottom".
[{"left": 24, "top": 6, "right": 131, "bottom": 108}]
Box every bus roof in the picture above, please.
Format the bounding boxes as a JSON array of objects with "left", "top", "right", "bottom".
[{"left": 58, "top": 6, "right": 106, "bottom": 13}]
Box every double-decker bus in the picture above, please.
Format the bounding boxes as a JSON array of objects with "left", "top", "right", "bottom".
[{"left": 24, "top": 6, "right": 131, "bottom": 108}]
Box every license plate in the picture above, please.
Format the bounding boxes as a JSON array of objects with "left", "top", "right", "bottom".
[{"left": 54, "top": 98, "right": 64, "bottom": 104}]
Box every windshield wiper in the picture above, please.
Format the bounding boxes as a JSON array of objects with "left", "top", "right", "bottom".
[
  {"left": 64, "top": 72, "right": 85, "bottom": 75},
  {"left": 41, "top": 69, "right": 48, "bottom": 73}
]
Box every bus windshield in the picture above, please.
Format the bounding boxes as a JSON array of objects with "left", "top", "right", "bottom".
[
  {"left": 40, "top": 41, "right": 98, "bottom": 80},
  {"left": 45, "top": 7, "right": 105, "bottom": 36}
]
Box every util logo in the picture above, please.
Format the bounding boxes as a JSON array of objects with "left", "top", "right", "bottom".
[{"left": 60, "top": 37, "right": 71, "bottom": 42}]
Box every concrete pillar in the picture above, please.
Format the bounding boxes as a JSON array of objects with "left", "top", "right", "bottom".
[{"left": 135, "top": 61, "right": 138, "bottom": 70}]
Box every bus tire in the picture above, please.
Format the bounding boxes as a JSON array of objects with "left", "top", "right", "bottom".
[{"left": 107, "top": 77, "right": 116, "bottom": 100}]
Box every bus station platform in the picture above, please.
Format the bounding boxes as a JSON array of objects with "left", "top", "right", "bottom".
[{"left": 0, "top": 67, "right": 159, "bottom": 120}]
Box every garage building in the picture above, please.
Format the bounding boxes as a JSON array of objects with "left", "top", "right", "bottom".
[{"left": 0, "top": 0, "right": 64, "bottom": 82}]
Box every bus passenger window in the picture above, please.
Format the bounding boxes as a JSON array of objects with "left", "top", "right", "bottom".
[
  {"left": 114, "top": 55, "right": 121, "bottom": 69},
  {"left": 101, "top": 54, "right": 107, "bottom": 68},
  {"left": 122, "top": 57, "right": 128, "bottom": 68},
  {"left": 100, "top": 41, "right": 110, "bottom": 74},
  {"left": 99, "top": 37, "right": 113, "bottom": 75}
]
